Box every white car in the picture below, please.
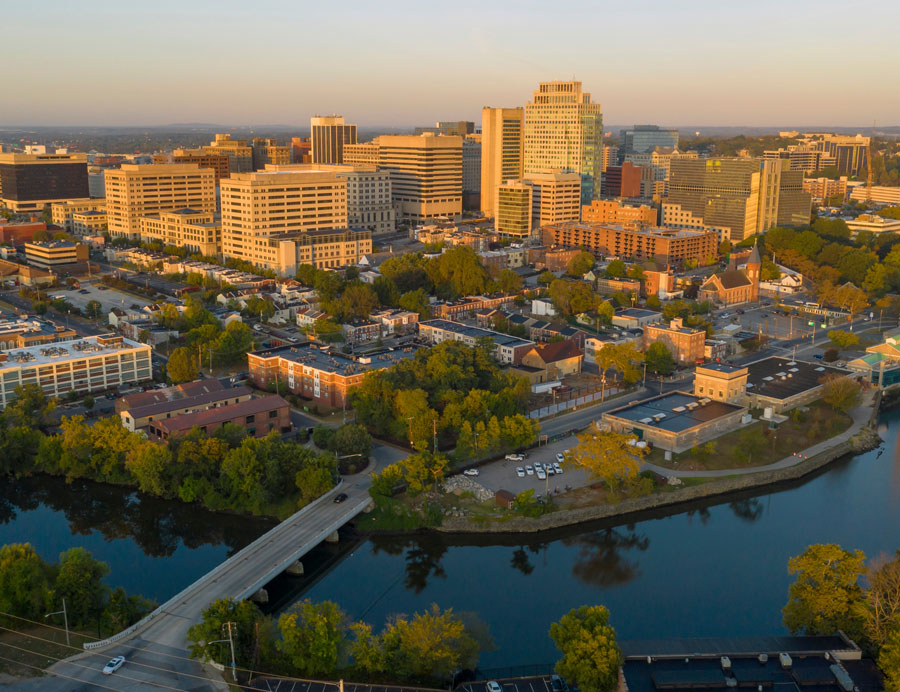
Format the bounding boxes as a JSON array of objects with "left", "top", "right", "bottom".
[
  {"left": 556, "top": 452, "right": 565, "bottom": 463},
  {"left": 505, "top": 453, "right": 524, "bottom": 461},
  {"left": 487, "top": 682, "right": 503, "bottom": 692},
  {"left": 525, "top": 465, "right": 534, "bottom": 476},
  {"left": 554, "top": 463, "right": 563, "bottom": 474},
  {"left": 516, "top": 467, "right": 525, "bottom": 478},
  {"left": 463, "top": 469, "right": 479, "bottom": 477},
  {"left": 546, "top": 466, "right": 555, "bottom": 476},
  {"left": 102, "top": 656, "right": 125, "bottom": 675},
  {"left": 534, "top": 462, "right": 543, "bottom": 471},
  {"left": 536, "top": 469, "right": 547, "bottom": 480}
]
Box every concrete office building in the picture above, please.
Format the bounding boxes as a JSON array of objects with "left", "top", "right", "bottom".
[
  {"left": 251, "top": 138, "right": 290, "bottom": 170},
  {"left": 822, "top": 134, "right": 869, "bottom": 176},
  {"left": 804, "top": 176, "right": 848, "bottom": 204},
  {"left": 291, "top": 137, "right": 312, "bottom": 164},
  {"left": 524, "top": 80, "right": 603, "bottom": 203},
  {"left": 220, "top": 168, "right": 359, "bottom": 274},
  {"left": 51, "top": 199, "right": 106, "bottom": 233},
  {"left": 311, "top": 115, "right": 357, "bottom": 164},
  {"left": 849, "top": 185, "right": 900, "bottom": 205},
  {"left": 542, "top": 221, "right": 718, "bottom": 266},
  {"left": 72, "top": 209, "right": 107, "bottom": 236},
  {"left": 0, "top": 153, "right": 90, "bottom": 213},
  {"left": 618, "top": 125, "right": 679, "bottom": 158},
  {"left": 24, "top": 241, "right": 89, "bottom": 272},
  {"left": 481, "top": 107, "right": 524, "bottom": 218},
  {"left": 601, "top": 145, "right": 618, "bottom": 173},
  {"left": 523, "top": 172, "right": 582, "bottom": 228},
  {"left": 172, "top": 149, "right": 231, "bottom": 183},
  {"left": 374, "top": 133, "right": 462, "bottom": 222},
  {"left": 495, "top": 180, "right": 533, "bottom": 238},
  {"left": 463, "top": 136, "right": 481, "bottom": 194},
  {"left": 104, "top": 164, "right": 216, "bottom": 240},
  {"left": 582, "top": 199, "right": 657, "bottom": 226},
  {"left": 415, "top": 121, "right": 475, "bottom": 136},
  {"left": 139, "top": 209, "right": 222, "bottom": 256},
  {"left": 342, "top": 142, "right": 379, "bottom": 167},
  {"left": 202, "top": 134, "right": 253, "bottom": 173},
  {"left": 0, "top": 334, "right": 152, "bottom": 408},
  {"left": 666, "top": 158, "right": 811, "bottom": 243}
]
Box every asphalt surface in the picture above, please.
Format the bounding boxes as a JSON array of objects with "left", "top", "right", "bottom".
[{"left": 459, "top": 676, "right": 562, "bottom": 692}]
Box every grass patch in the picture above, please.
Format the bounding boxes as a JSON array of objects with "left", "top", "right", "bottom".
[
  {"left": 646, "top": 401, "right": 851, "bottom": 472},
  {"left": 0, "top": 624, "right": 97, "bottom": 678}
]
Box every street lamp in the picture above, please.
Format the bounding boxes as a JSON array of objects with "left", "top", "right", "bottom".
[{"left": 45, "top": 598, "right": 69, "bottom": 647}]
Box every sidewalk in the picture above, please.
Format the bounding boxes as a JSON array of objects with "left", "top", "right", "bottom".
[{"left": 643, "top": 390, "right": 876, "bottom": 479}]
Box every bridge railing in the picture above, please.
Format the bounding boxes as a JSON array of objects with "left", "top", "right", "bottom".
[{"left": 84, "top": 479, "right": 346, "bottom": 651}]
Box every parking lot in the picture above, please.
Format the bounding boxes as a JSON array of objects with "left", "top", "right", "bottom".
[
  {"left": 54, "top": 281, "right": 152, "bottom": 315},
  {"left": 458, "top": 433, "right": 594, "bottom": 497},
  {"left": 459, "top": 676, "right": 562, "bottom": 692},
  {"left": 247, "top": 679, "right": 440, "bottom": 692}
]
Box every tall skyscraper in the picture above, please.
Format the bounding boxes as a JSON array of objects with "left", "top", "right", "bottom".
[
  {"left": 618, "top": 125, "right": 680, "bottom": 159},
  {"left": 310, "top": 115, "right": 358, "bottom": 164},
  {"left": 462, "top": 136, "right": 482, "bottom": 209},
  {"left": 523, "top": 172, "right": 582, "bottom": 228},
  {"left": 104, "top": 164, "right": 216, "bottom": 239},
  {"left": 666, "top": 158, "right": 811, "bottom": 242},
  {"left": 495, "top": 180, "right": 533, "bottom": 238},
  {"left": 374, "top": 133, "right": 462, "bottom": 222},
  {"left": 480, "top": 107, "right": 524, "bottom": 218},
  {"left": 202, "top": 134, "right": 253, "bottom": 173},
  {"left": 0, "top": 153, "right": 90, "bottom": 212},
  {"left": 523, "top": 80, "right": 603, "bottom": 204}
]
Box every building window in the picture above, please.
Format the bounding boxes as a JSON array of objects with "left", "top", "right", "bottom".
[{"left": 246, "top": 415, "right": 255, "bottom": 423}]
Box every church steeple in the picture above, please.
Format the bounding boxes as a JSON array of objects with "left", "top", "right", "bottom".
[{"left": 746, "top": 241, "right": 761, "bottom": 301}]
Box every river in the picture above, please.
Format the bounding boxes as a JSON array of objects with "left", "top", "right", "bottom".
[{"left": 3, "top": 409, "right": 899, "bottom": 669}]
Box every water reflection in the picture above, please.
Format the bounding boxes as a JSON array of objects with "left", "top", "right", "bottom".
[
  {"left": 729, "top": 499, "right": 764, "bottom": 523},
  {"left": 511, "top": 547, "right": 535, "bottom": 575},
  {"left": 563, "top": 527, "right": 650, "bottom": 587},
  {"left": 1, "top": 475, "right": 273, "bottom": 559},
  {"left": 369, "top": 534, "right": 449, "bottom": 593}
]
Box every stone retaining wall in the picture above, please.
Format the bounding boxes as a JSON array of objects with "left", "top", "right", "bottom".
[{"left": 436, "top": 426, "right": 882, "bottom": 535}]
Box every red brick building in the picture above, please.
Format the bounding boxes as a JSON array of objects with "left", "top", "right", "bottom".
[
  {"left": 147, "top": 395, "right": 291, "bottom": 441},
  {"left": 643, "top": 318, "right": 706, "bottom": 365},
  {"left": 602, "top": 162, "right": 643, "bottom": 198}
]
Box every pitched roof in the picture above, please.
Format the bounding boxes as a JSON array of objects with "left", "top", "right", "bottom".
[
  {"left": 532, "top": 340, "right": 583, "bottom": 364},
  {"left": 748, "top": 242, "right": 761, "bottom": 265},
  {"left": 704, "top": 269, "right": 751, "bottom": 290},
  {"left": 154, "top": 395, "right": 288, "bottom": 434}
]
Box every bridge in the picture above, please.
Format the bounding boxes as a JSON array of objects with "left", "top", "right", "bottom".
[{"left": 83, "top": 472, "right": 375, "bottom": 653}]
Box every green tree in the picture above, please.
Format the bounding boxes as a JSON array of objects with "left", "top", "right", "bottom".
[
  {"left": 567, "top": 251, "right": 596, "bottom": 276},
  {"left": 646, "top": 294, "right": 661, "bottom": 310},
  {"left": 53, "top": 547, "right": 110, "bottom": 627},
  {"left": 314, "top": 317, "right": 344, "bottom": 343},
  {"left": 332, "top": 423, "right": 373, "bottom": 459},
  {"left": 0, "top": 543, "right": 54, "bottom": 620},
  {"left": 860, "top": 552, "right": 900, "bottom": 647},
  {"left": 827, "top": 329, "right": 859, "bottom": 348},
  {"left": 167, "top": 347, "right": 198, "bottom": 383},
  {"left": 644, "top": 341, "right": 675, "bottom": 375},
  {"left": 549, "top": 605, "right": 623, "bottom": 692},
  {"left": 627, "top": 264, "right": 645, "bottom": 281},
  {"left": 102, "top": 587, "right": 154, "bottom": 635},
  {"left": 398, "top": 288, "right": 432, "bottom": 319},
  {"left": 84, "top": 300, "right": 103, "bottom": 320},
  {"left": 187, "top": 597, "right": 265, "bottom": 668},
  {"left": 496, "top": 268, "right": 524, "bottom": 294},
  {"left": 736, "top": 426, "right": 765, "bottom": 464},
  {"left": 605, "top": 259, "right": 626, "bottom": 278},
  {"left": 278, "top": 599, "right": 348, "bottom": 676},
  {"left": 879, "top": 626, "right": 900, "bottom": 692},
  {"left": 782, "top": 543, "right": 866, "bottom": 637},
  {"left": 538, "top": 270, "right": 557, "bottom": 285},
  {"left": 596, "top": 301, "right": 614, "bottom": 326},
  {"left": 568, "top": 425, "right": 646, "bottom": 496},
  {"left": 820, "top": 375, "right": 861, "bottom": 413},
  {"left": 82, "top": 394, "right": 94, "bottom": 411}
]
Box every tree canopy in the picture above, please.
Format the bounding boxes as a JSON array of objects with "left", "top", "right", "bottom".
[{"left": 549, "top": 605, "right": 623, "bottom": 692}]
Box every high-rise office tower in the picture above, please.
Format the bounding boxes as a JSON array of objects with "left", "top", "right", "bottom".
[
  {"left": 495, "top": 180, "right": 533, "bottom": 238},
  {"left": 172, "top": 149, "right": 231, "bottom": 183},
  {"left": 251, "top": 138, "right": 290, "bottom": 170},
  {"left": 104, "top": 164, "right": 216, "bottom": 240},
  {"left": 462, "top": 136, "right": 482, "bottom": 210},
  {"left": 0, "top": 153, "right": 90, "bottom": 212},
  {"left": 374, "top": 133, "right": 462, "bottom": 222},
  {"left": 666, "top": 158, "right": 811, "bottom": 242},
  {"left": 523, "top": 80, "right": 603, "bottom": 204},
  {"left": 618, "top": 125, "right": 679, "bottom": 159},
  {"left": 601, "top": 145, "right": 618, "bottom": 173},
  {"left": 821, "top": 134, "right": 869, "bottom": 176},
  {"left": 219, "top": 168, "right": 364, "bottom": 276},
  {"left": 291, "top": 137, "right": 312, "bottom": 164},
  {"left": 523, "top": 172, "right": 582, "bottom": 228},
  {"left": 481, "top": 107, "right": 524, "bottom": 218},
  {"left": 310, "top": 115, "right": 358, "bottom": 164},
  {"left": 202, "top": 134, "right": 253, "bottom": 173},
  {"left": 415, "top": 121, "right": 476, "bottom": 137}
]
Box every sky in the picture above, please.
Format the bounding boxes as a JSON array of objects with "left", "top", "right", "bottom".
[{"left": 2, "top": 0, "right": 899, "bottom": 129}]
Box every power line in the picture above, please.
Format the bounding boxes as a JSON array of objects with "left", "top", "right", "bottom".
[{"left": 0, "top": 653, "right": 123, "bottom": 692}]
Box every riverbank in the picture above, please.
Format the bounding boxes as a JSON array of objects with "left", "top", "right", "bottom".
[{"left": 431, "top": 392, "right": 883, "bottom": 535}]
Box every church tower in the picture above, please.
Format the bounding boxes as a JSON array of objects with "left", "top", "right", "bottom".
[{"left": 746, "top": 242, "right": 761, "bottom": 301}]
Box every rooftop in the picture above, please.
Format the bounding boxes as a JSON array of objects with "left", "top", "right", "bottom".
[
  {"left": 1, "top": 334, "right": 146, "bottom": 367},
  {"left": 697, "top": 362, "right": 745, "bottom": 374},
  {"left": 153, "top": 395, "right": 288, "bottom": 434},
  {"left": 418, "top": 319, "right": 533, "bottom": 349},
  {"left": 124, "top": 385, "right": 251, "bottom": 420},
  {"left": 745, "top": 357, "right": 847, "bottom": 400},
  {"left": 616, "top": 308, "right": 662, "bottom": 319},
  {"left": 605, "top": 391, "right": 744, "bottom": 433},
  {"left": 251, "top": 343, "right": 418, "bottom": 376}
]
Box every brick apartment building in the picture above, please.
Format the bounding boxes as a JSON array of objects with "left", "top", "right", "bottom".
[{"left": 643, "top": 318, "right": 706, "bottom": 364}]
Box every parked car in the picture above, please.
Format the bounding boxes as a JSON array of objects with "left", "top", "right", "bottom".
[
  {"left": 333, "top": 493, "right": 348, "bottom": 504},
  {"left": 534, "top": 462, "right": 543, "bottom": 471},
  {"left": 551, "top": 675, "right": 568, "bottom": 692},
  {"left": 546, "top": 466, "right": 555, "bottom": 476},
  {"left": 556, "top": 452, "right": 565, "bottom": 463},
  {"left": 525, "top": 465, "right": 534, "bottom": 476},
  {"left": 487, "top": 682, "right": 502, "bottom": 692},
  {"left": 102, "top": 656, "right": 125, "bottom": 675},
  {"left": 554, "top": 463, "right": 563, "bottom": 474},
  {"left": 812, "top": 354, "right": 824, "bottom": 360},
  {"left": 516, "top": 467, "right": 525, "bottom": 478},
  {"left": 536, "top": 469, "right": 547, "bottom": 480},
  {"left": 463, "top": 469, "right": 479, "bottom": 477},
  {"left": 505, "top": 453, "right": 524, "bottom": 461}
]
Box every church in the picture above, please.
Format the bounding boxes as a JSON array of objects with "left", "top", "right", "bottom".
[{"left": 699, "top": 244, "right": 761, "bottom": 306}]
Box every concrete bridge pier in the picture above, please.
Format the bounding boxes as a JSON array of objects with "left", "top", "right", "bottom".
[
  {"left": 325, "top": 531, "right": 339, "bottom": 543},
  {"left": 286, "top": 560, "right": 304, "bottom": 576},
  {"left": 363, "top": 499, "right": 376, "bottom": 513},
  {"left": 250, "top": 588, "right": 268, "bottom": 604}
]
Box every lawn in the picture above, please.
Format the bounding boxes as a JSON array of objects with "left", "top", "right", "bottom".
[
  {"left": 0, "top": 623, "right": 97, "bottom": 678},
  {"left": 646, "top": 401, "right": 852, "bottom": 472}
]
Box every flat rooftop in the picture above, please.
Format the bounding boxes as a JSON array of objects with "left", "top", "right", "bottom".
[
  {"left": 1, "top": 334, "right": 146, "bottom": 367},
  {"left": 418, "top": 319, "right": 533, "bottom": 349},
  {"left": 697, "top": 362, "right": 745, "bottom": 374},
  {"left": 251, "top": 344, "right": 418, "bottom": 376},
  {"left": 616, "top": 308, "right": 662, "bottom": 319},
  {"left": 745, "top": 357, "right": 847, "bottom": 401},
  {"left": 605, "top": 391, "right": 744, "bottom": 433}
]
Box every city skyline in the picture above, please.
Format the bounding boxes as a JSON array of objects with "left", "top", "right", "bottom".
[{"left": 3, "top": 0, "right": 899, "bottom": 128}]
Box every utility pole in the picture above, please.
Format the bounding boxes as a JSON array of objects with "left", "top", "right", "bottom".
[
  {"left": 45, "top": 598, "right": 69, "bottom": 647},
  {"left": 433, "top": 416, "right": 438, "bottom": 454},
  {"left": 225, "top": 621, "right": 237, "bottom": 681}
]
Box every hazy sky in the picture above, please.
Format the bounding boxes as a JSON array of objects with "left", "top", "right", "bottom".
[{"left": 3, "top": 0, "right": 898, "bottom": 128}]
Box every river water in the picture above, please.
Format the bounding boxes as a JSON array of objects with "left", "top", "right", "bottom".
[{"left": 3, "top": 409, "right": 899, "bottom": 668}]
